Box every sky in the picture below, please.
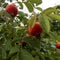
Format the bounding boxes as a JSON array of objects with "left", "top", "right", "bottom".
[
  {"left": 19, "top": 0, "right": 60, "bottom": 14},
  {"left": 40, "top": 0, "right": 60, "bottom": 9}
]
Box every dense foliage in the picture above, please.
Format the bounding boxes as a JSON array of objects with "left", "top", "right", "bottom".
[{"left": 0, "top": 0, "right": 60, "bottom": 60}]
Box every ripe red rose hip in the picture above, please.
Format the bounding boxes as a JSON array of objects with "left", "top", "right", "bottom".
[
  {"left": 5, "top": 4, "right": 18, "bottom": 17},
  {"left": 56, "top": 42, "right": 60, "bottom": 49},
  {"left": 28, "top": 22, "right": 43, "bottom": 36}
]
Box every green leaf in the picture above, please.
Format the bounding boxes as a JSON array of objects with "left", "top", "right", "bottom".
[
  {"left": 5, "top": 40, "right": 12, "bottom": 51},
  {"left": 28, "top": 15, "right": 36, "bottom": 27},
  {"left": 18, "top": 2, "right": 23, "bottom": 9},
  {"left": 36, "top": 52, "right": 45, "bottom": 60},
  {"left": 0, "top": 47, "right": 2, "bottom": 60},
  {"left": 22, "top": 17, "right": 28, "bottom": 25},
  {"left": 2, "top": 48, "right": 6, "bottom": 59},
  {"left": 0, "top": 0, "right": 5, "bottom": 3},
  {"left": 23, "top": 37, "right": 40, "bottom": 48},
  {"left": 35, "top": 7, "right": 42, "bottom": 11},
  {"left": 10, "top": 53, "right": 19, "bottom": 60},
  {"left": 24, "top": 2, "right": 33, "bottom": 12},
  {"left": 20, "top": 49, "right": 34, "bottom": 60},
  {"left": 14, "top": 55, "right": 19, "bottom": 60},
  {"left": 2, "top": 3, "right": 8, "bottom": 8},
  {"left": 39, "top": 14, "right": 50, "bottom": 33},
  {"left": 54, "top": 51, "right": 60, "bottom": 57},
  {"left": 48, "top": 14, "right": 60, "bottom": 21},
  {"left": 56, "top": 35, "right": 60, "bottom": 41},
  {"left": 49, "top": 32, "right": 57, "bottom": 39},
  {"left": 9, "top": 47, "right": 19, "bottom": 55},
  {"left": 34, "top": 56, "right": 40, "bottom": 60},
  {"left": 28, "top": 0, "right": 42, "bottom": 6},
  {"left": 42, "top": 8, "right": 58, "bottom": 15}
]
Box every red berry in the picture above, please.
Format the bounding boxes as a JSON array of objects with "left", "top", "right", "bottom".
[
  {"left": 5, "top": 4, "right": 18, "bottom": 17},
  {"left": 56, "top": 42, "right": 60, "bottom": 49},
  {"left": 28, "top": 22, "right": 43, "bottom": 36}
]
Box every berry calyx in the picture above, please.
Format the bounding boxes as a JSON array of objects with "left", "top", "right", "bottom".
[{"left": 21, "top": 40, "right": 27, "bottom": 47}]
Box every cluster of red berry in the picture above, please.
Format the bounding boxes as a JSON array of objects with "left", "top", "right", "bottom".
[{"left": 5, "top": 4, "right": 60, "bottom": 49}]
